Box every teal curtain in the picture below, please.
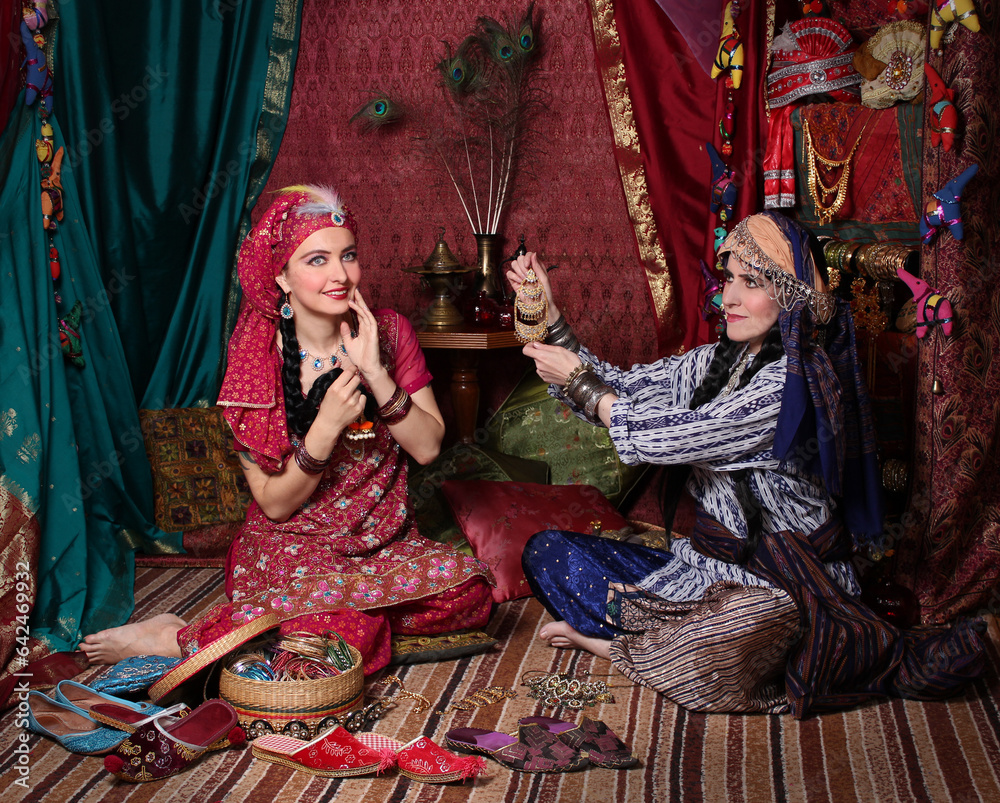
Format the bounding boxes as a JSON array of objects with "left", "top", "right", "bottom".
[
  {"left": 0, "top": 104, "right": 158, "bottom": 652},
  {"left": 53, "top": 0, "right": 301, "bottom": 408},
  {"left": 0, "top": 0, "right": 300, "bottom": 653}
]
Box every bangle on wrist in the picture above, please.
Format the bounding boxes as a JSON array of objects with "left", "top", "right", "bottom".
[
  {"left": 545, "top": 314, "right": 581, "bottom": 353},
  {"left": 563, "top": 362, "right": 588, "bottom": 390},
  {"left": 377, "top": 386, "right": 412, "bottom": 425},
  {"left": 294, "top": 440, "right": 331, "bottom": 474},
  {"left": 565, "top": 368, "right": 613, "bottom": 424}
]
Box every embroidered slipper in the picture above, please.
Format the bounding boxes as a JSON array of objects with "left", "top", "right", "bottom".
[
  {"left": 54, "top": 680, "right": 167, "bottom": 728},
  {"left": 445, "top": 723, "right": 588, "bottom": 773},
  {"left": 518, "top": 715, "right": 638, "bottom": 769},
  {"left": 25, "top": 692, "right": 129, "bottom": 756},
  {"left": 104, "top": 698, "right": 245, "bottom": 782},
  {"left": 356, "top": 733, "right": 487, "bottom": 783},
  {"left": 89, "top": 701, "right": 188, "bottom": 733},
  {"left": 251, "top": 725, "right": 394, "bottom": 778}
]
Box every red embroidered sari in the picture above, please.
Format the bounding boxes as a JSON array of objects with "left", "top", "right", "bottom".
[{"left": 180, "top": 311, "right": 493, "bottom": 673}]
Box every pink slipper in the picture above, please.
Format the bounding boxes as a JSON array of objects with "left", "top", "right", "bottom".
[
  {"left": 518, "top": 715, "right": 638, "bottom": 769},
  {"left": 356, "top": 733, "right": 487, "bottom": 783}
]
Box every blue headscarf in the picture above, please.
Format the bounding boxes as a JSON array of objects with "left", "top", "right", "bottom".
[{"left": 756, "top": 213, "right": 884, "bottom": 547}]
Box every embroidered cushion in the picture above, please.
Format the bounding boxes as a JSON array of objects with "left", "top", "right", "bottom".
[
  {"left": 140, "top": 407, "right": 251, "bottom": 532},
  {"left": 483, "top": 372, "right": 648, "bottom": 507},
  {"left": 441, "top": 480, "right": 627, "bottom": 603}
]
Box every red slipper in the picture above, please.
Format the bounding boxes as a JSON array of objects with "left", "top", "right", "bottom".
[
  {"left": 251, "top": 726, "right": 394, "bottom": 778},
  {"left": 356, "top": 733, "right": 487, "bottom": 783},
  {"left": 518, "top": 715, "right": 638, "bottom": 769},
  {"left": 103, "top": 699, "right": 245, "bottom": 782}
]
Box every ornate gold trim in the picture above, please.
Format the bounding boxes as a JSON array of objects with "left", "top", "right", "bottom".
[
  {"left": 223, "top": 0, "right": 304, "bottom": 352},
  {"left": 587, "top": 0, "right": 678, "bottom": 354}
]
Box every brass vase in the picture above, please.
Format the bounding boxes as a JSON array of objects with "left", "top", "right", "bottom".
[{"left": 473, "top": 233, "right": 504, "bottom": 300}]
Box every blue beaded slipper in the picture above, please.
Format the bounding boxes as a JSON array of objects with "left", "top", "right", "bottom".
[
  {"left": 54, "top": 680, "right": 164, "bottom": 728},
  {"left": 26, "top": 691, "right": 129, "bottom": 755}
]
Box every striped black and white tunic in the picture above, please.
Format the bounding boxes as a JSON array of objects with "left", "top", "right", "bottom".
[{"left": 551, "top": 342, "right": 860, "bottom": 602}]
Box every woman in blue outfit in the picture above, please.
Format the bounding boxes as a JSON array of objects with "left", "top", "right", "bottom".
[{"left": 507, "top": 212, "right": 984, "bottom": 718}]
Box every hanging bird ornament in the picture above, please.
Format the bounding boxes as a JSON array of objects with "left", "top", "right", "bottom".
[
  {"left": 711, "top": 2, "right": 744, "bottom": 90},
  {"left": 920, "top": 163, "right": 978, "bottom": 244},
  {"left": 930, "top": 0, "right": 981, "bottom": 53},
  {"left": 925, "top": 64, "right": 958, "bottom": 152},
  {"left": 896, "top": 267, "right": 954, "bottom": 338}
]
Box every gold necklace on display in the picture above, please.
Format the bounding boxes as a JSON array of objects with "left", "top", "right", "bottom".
[{"left": 803, "top": 119, "right": 863, "bottom": 226}]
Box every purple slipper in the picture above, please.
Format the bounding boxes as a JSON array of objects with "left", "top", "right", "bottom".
[
  {"left": 518, "top": 716, "right": 638, "bottom": 769},
  {"left": 445, "top": 723, "right": 588, "bottom": 773}
]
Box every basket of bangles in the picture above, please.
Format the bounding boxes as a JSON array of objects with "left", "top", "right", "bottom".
[{"left": 219, "top": 630, "right": 364, "bottom": 740}]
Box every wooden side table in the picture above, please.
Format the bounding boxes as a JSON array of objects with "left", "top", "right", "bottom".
[{"left": 416, "top": 326, "right": 522, "bottom": 444}]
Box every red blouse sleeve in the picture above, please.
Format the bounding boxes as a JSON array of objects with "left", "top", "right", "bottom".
[{"left": 382, "top": 310, "right": 433, "bottom": 394}]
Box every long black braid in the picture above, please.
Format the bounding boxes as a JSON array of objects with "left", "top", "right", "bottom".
[
  {"left": 659, "top": 325, "right": 785, "bottom": 563},
  {"left": 278, "top": 296, "right": 339, "bottom": 440}
]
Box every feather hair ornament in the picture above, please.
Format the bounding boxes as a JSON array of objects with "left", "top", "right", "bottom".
[{"left": 281, "top": 184, "right": 347, "bottom": 218}]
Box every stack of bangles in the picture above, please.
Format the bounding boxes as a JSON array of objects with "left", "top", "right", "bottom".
[
  {"left": 377, "top": 385, "right": 412, "bottom": 425},
  {"left": 295, "top": 441, "right": 331, "bottom": 474},
  {"left": 563, "top": 362, "right": 614, "bottom": 423},
  {"left": 545, "top": 314, "right": 580, "bottom": 352}
]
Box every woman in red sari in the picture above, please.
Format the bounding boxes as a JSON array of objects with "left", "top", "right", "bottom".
[{"left": 82, "top": 186, "right": 493, "bottom": 673}]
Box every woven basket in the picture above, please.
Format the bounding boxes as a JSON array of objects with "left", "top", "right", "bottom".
[{"left": 219, "top": 644, "right": 363, "bottom": 740}]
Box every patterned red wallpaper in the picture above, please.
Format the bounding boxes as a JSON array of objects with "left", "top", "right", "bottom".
[{"left": 263, "top": 0, "right": 664, "bottom": 518}]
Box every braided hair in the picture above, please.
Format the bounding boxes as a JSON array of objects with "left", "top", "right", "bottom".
[{"left": 278, "top": 294, "right": 339, "bottom": 440}]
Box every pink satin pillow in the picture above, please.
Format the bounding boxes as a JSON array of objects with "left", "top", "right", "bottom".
[{"left": 441, "top": 480, "right": 627, "bottom": 603}]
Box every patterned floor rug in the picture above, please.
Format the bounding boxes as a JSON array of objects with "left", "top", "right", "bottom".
[{"left": 3, "top": 566, "right": 1000, "bottom": 802}]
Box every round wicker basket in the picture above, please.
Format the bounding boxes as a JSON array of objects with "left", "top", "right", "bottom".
[{"left": 219, "top": 644, "right": 363, "bottom": 740}]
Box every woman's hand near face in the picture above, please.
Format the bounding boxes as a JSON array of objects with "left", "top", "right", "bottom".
[
  {"left": 505, "top": 251, "right": 561, "bottom": 322},
  {"left": 340, "top": 287, "right": 386, "bottom": 381}
]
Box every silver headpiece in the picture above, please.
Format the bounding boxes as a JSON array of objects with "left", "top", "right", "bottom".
[{"left": 724, "top": 218, "right": 836, "bottom": 324}]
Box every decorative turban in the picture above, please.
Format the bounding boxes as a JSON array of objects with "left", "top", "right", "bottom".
[{"left": 218, "top": 186, "right": 357, "bottom": 472}]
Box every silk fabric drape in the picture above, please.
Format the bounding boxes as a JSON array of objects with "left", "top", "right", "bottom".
[
  {"left": 53, "top": 0, "right": 301, "bottom": 408},
  {"left": 590, "top": 0, "right": 772, "bottom": 354}
]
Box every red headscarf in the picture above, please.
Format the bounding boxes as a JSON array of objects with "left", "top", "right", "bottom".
[{"left": 218, "top": 186, "right": 358, "bottom": 472}]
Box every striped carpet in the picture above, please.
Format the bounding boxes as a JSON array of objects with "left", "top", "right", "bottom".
[{"left": 4, "top": 566, "right": 1000, "bottom": 802}]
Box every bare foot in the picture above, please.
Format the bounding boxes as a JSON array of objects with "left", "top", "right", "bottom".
[
  {"left": 539, "top": 621, "right": 612, "bottom": 660},
  {"left": 79, "top": 613, "right": 186, "bottom": 664}
]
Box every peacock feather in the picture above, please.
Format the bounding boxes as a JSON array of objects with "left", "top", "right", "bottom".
[
  {"left": 516, "top": 1, "right": 539, "bottom": 57},
  {"left": 424, "top": 3, "right": 545, "bottom": 234},
  {"left": 437, "top": 36, "right": 481, "bottom": 97},
  {"left": 349, "top": 93, "right": 404, "bottom": 131}
]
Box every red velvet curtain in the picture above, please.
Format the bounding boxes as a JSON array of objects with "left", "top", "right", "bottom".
[
  {"left": 591, "top": 0, "right": 772, "bottom": 355},
  {"left": 0, "top": 0, "right": 22, "bottom": 135}
]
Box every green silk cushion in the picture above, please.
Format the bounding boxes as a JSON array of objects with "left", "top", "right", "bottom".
[{"left": 483, "top": 371, "right": 648, "bottom": 507}]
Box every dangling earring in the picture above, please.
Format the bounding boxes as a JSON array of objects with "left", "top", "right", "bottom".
[
  {"left": 280, "top": 292, "right": 294, "bottom": 320},
  {"left": 514, "top": 269, "right": 548, "bottom": 343}
]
